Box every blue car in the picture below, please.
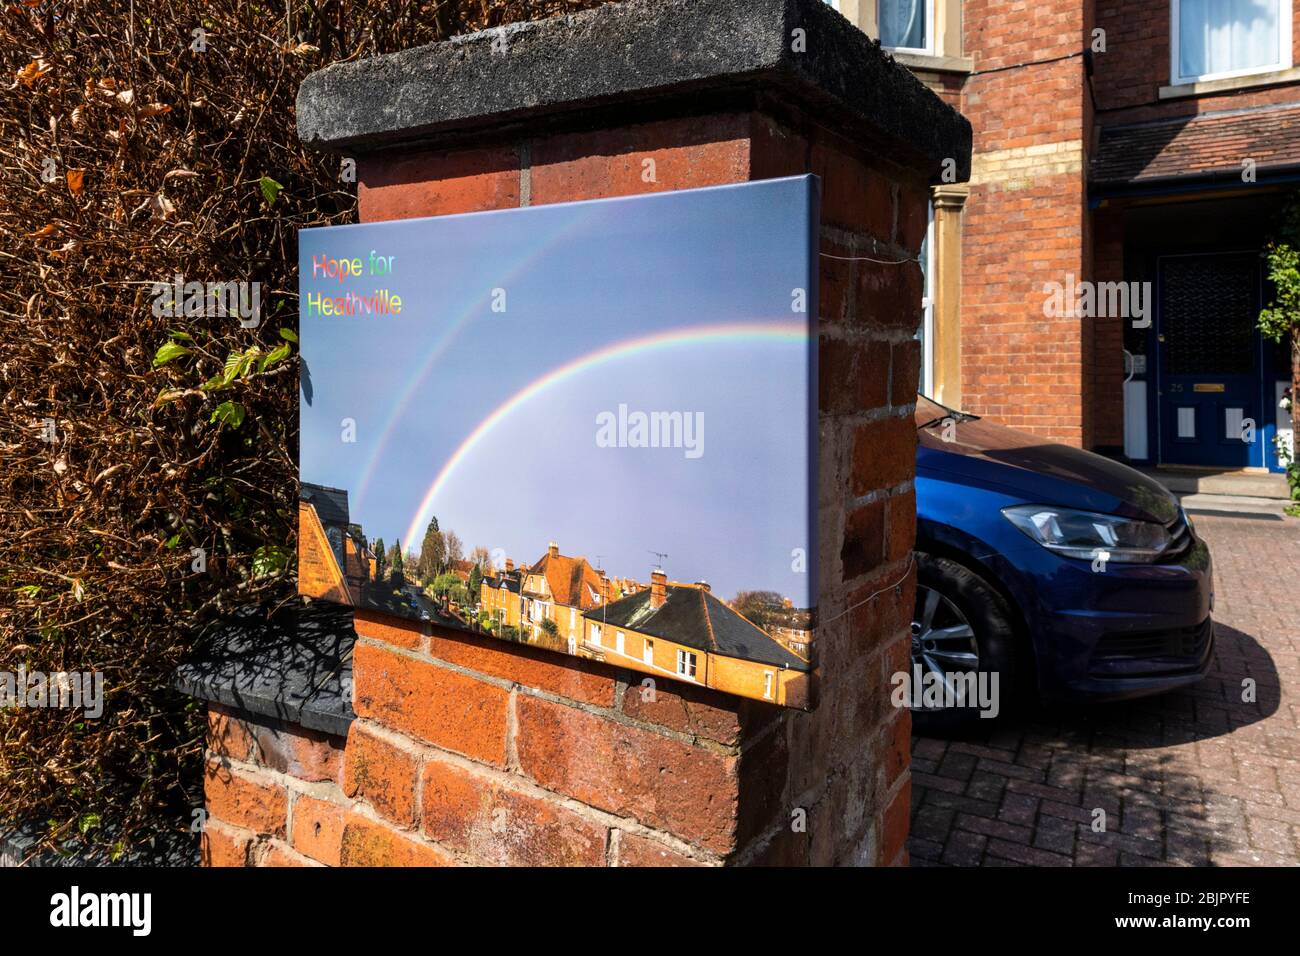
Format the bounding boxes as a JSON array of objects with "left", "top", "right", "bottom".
[{"left": 912, "top": 396, "right": 1214, "bottom": 728}]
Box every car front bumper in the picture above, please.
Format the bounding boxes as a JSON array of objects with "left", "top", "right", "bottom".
[{"left": 995, "top": 535, "right": 1215, "bottom": 704}]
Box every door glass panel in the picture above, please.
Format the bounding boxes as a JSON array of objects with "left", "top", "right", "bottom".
[
  {"left": 1224, "top": 407, "right": 1244, "bottom": 441},
  {"left": 1161, "top": 254, "right": 1257, "bottom": 375}
]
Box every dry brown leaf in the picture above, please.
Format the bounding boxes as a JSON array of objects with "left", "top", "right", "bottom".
[
  {"left": 15, "top": 58, "right": 53, "bottom": 88},
  {"left": 281, "top": 41, "right": 320, "bottom": 56},
  {"left": 138, "top": 102, "right": 171, "bottom": 117},
  {"left": 27, "top": 224, "right": 57, "bottom": 239},
  {"left": 70, "top": 105, "right": 84, "bottom": 128},
  {"left": 164, "top": 168, "right": 199, "bottom": 181},
  {"left": 66, "top": 169, "right": 85, "bottom": 195},
  {"left": 147, "top": 193, "right": 175, "bottom": 220}
]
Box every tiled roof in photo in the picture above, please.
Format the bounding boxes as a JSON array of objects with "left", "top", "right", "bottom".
[
  {"left": 525, "top": 548, "right": 605, "bottom": 610},
  {"left": 300, "top": 481, "right": 350, "bottom": 528},
  {"left": 590, "top": 585, "right": 809, "bottom": 671},
  {"left": 1091, "top": 104, "right": 1300, "bottom": 185}
]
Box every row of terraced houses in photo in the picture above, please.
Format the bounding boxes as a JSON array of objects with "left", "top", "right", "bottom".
[{"left": 299, "top": 482, "right": 815, "bottom": 707}]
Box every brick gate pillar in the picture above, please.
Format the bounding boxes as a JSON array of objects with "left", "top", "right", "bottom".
[{"left": 193, "top": 0, "right": 970, "bottom": 867}]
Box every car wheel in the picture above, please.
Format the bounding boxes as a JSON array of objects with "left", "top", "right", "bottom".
[{"left": 909, "top": 553, "right": 1018, "bottom": 732}]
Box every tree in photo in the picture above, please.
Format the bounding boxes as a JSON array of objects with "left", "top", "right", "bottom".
[
  {"left": 388, "top": 539, "right": 405, "bottom": 589},
  {"left": 445, "top": 530, "right": 464, "bottom": 568},
  {"left": 418, "top": 517, "right": 446, "bottom": 582},
  {"left": 731, "top": 589, "right": 785, "bottom": 630}
]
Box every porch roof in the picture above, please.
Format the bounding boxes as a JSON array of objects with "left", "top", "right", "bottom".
[{"left": 1091, "top": 103, "right": 1300, "bottom": 186}]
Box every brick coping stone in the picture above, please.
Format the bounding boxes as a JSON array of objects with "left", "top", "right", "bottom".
[
  {"left": 295, "top": 0, "right": 971, "bottom": 182},
  {"left": 173, "top": 603, "right": 356, "bottom": 738}
]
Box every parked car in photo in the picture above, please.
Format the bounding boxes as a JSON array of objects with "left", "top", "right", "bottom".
[{"left": 911, "top": 396, "right": 1214, "bottom": 729}]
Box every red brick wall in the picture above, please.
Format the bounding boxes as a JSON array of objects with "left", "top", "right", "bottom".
[
  {"left": 957, "top": 0, "right": 1091, "bottom": 444},
  {"left": 204, "top": 102, "right": 930, "bottom": 866},
  {"left": 201, "top": 704, "right": 347, "bottom": 866}
]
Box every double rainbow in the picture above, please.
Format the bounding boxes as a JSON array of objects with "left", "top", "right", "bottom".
[{"left": 400, "top": 319, "right": 810, "bottom": 548}]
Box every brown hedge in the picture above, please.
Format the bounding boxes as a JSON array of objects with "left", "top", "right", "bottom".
[{"left": 0, "top": 0, "right": 609, "bottom": 861}]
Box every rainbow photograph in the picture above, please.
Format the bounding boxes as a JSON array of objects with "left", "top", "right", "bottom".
[{"left": 298, "top": 176, "right": 820, "bottom": 708}]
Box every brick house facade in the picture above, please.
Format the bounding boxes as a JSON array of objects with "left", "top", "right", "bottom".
[{"left": 831, "top": 0, "right": 1298, "bottom": 472}]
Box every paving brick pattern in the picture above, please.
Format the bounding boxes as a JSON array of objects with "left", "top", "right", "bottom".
[{"left": 909, "top": 513, "right": 1300, "bottom": 867}]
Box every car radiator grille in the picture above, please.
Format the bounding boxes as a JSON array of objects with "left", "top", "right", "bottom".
[{"left": 1091, "top": 619, "right": 1212, "bottom": 664}]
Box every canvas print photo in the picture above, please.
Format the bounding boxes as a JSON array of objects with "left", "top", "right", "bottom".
[{"left": 298, "top": 176, "right": 819, "bottom": 708}]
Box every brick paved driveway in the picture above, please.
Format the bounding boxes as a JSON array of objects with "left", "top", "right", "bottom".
[{"left": 909, "top": 513, "right": 1300, "bottom": 867}]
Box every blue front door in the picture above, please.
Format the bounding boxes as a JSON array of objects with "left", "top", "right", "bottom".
[{"left": 1156, "top": 252, "right": 1264, "bottom": 468}]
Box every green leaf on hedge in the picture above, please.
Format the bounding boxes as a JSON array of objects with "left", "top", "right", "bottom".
[
  {"left": 258, "top": 176, "right": 283, "bottom": 204},
  {"left": 210, "top": 401, "right": 245, "bottom": 429},
  {"left": 152, "top": 341, "right": 190, "bottom": 368},
  {"left": 252, "top": 544, "right": 290, "bottom": 578},
  {"left": 258, "top": 342, "right": 290, "bottom": 371},
  {"left": 278, "top": 327, "right": 298, "bottom": 343}
]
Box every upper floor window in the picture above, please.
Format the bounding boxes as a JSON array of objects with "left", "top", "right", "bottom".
[
  {"left": 880, "top": 0, "right": 932, "bottom": 53},
  {"left": 1172, "top": 0, "right": 1292, "bottom": 85}
]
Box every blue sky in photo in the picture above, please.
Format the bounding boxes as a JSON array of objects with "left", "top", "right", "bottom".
[{"left": 299, "top": 176, "right": 818, "bottom": 606}]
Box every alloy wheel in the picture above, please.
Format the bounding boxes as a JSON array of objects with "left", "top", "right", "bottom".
[{"left": 910, "top": 584, "right": 980, "bottom": 708}]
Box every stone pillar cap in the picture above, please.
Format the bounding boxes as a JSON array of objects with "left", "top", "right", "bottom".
[{"left": 296, "top": 0, "right": 971, "bottom": 182}]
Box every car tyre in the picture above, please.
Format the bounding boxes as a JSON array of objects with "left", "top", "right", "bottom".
[{"left": 909, "top": 553, "right": 1019, "bottom": 733}]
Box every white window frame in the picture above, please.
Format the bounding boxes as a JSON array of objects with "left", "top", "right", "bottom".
[
  {"left": 615, "top": 631, "right": 625, "bottom": 655},
  {"left": 1170, "top": 0, "right": 1292, "bottom": 86},
  {"left": 643, "top": 638, "right": 654, "bottom": 665},
  {"left": 879, "top": 0, "right": 935, "bottom": 55},
  {"left": 763, "top": 672, "right": 774, "bottom": 700},
  {"left": 918, "top": 201, "right": 935, "bottom": 396},
  {"left": 675, "top": 649, "right": 698, "bottom": 680},
  {"left": 589, "top": 622, "right": 601, "bottom": 647}
]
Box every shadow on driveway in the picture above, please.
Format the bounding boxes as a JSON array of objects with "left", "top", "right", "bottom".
[{"left": 909, "top": 620, "right": 1293, "bottom": 866}]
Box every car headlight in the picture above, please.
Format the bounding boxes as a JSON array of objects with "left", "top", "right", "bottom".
[{"left": 1001, "top": 505, "right": 1172, "bottom": 563}]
